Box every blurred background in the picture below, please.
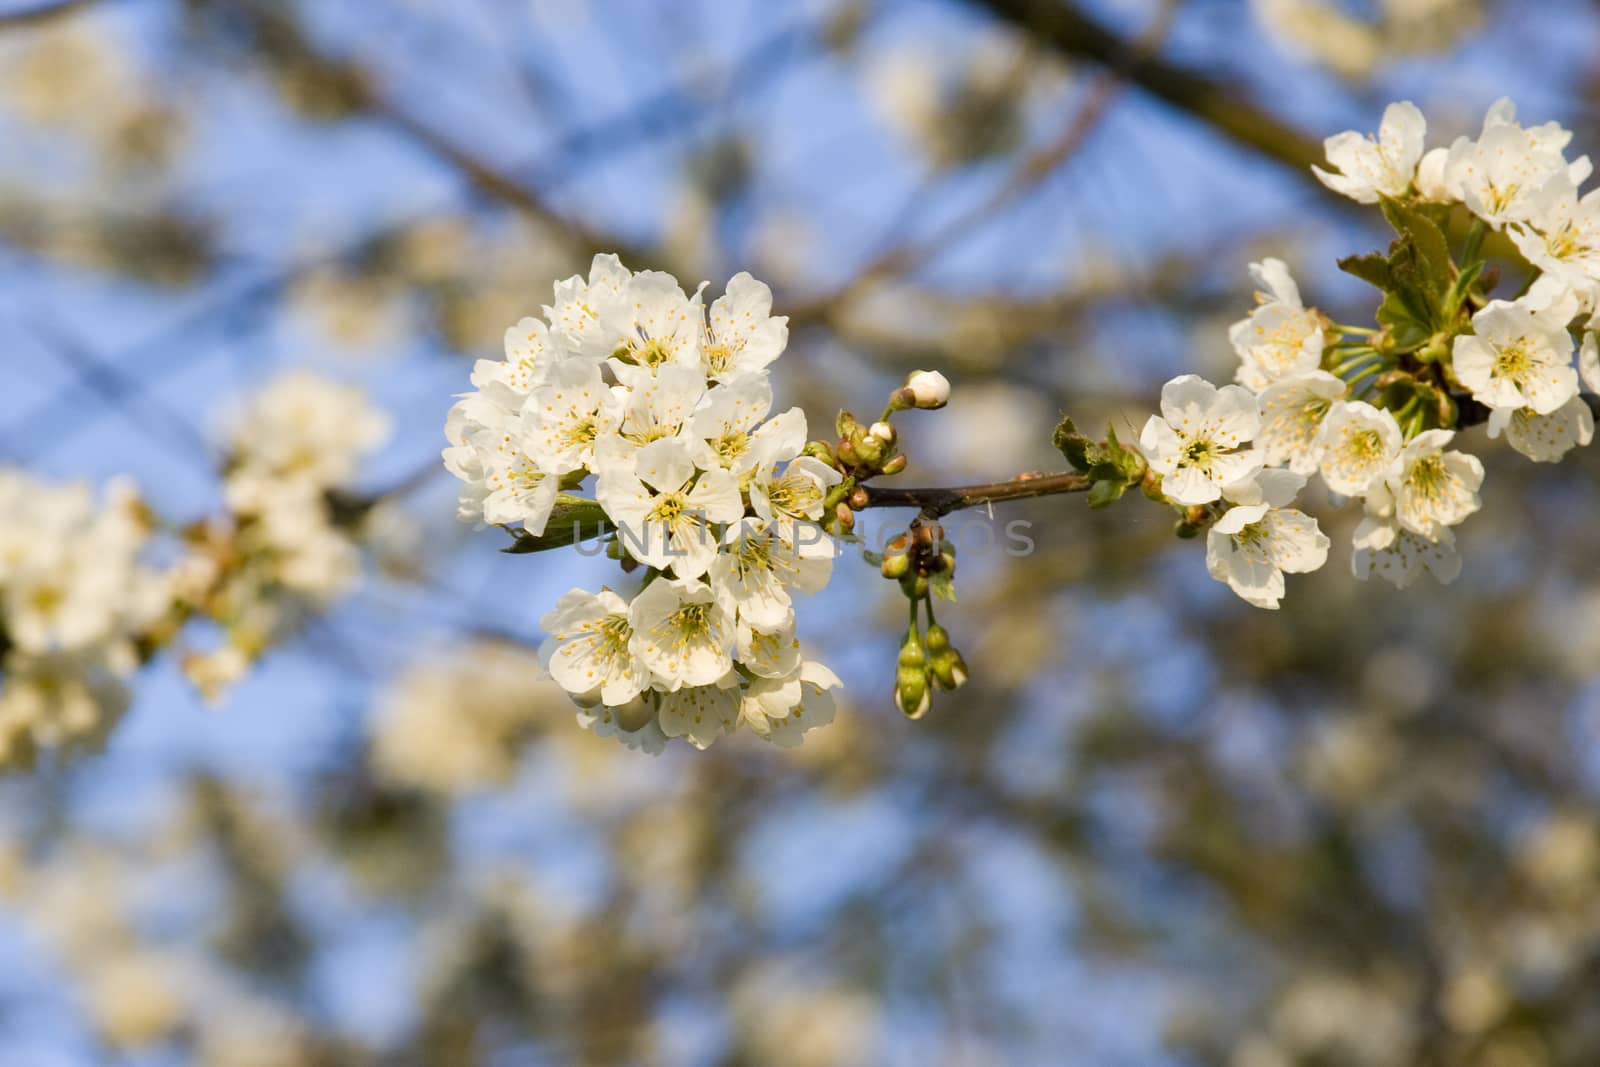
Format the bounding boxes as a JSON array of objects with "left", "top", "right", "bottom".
[{"left": 3, "top": 0, "right": 1600, "bottom": 1063}]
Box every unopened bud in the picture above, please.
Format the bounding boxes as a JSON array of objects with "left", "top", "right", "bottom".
[
  {"left": 612, "top": 693, "right": 656, "bottom": 733},
  {"left": 903, "top": 369, "right": 950, "bottom": 409},
  {"left": 880, "top": 454, "right": 908, "bottom": 476},
  {"left": 847, "top": 486, "right": 870, "bottom": 510},
  {"left": 899, "top": 573, "right": 930, "bottom": 599},
  {"left": 895, "top": 668, "right": 931, "bottom": 719},
  {"left": 854, "top": 434, "right": 885, "bottom": 466},
  {"left": 898, "top": 631, "right": 926, "bottom": 669},
  {"left": 834, "top": 502, "right": 856, "bottom": 532},
  {"left": 803, "top": 440, "right": 837, "bottom": 466},
  {"left": 925, "top": 624, "right": 950, "bottom": 653},
  {"left": 868, "top": 421, "right": 896, "bottom": 446},
  {"left": 930, "top": 648, "right": 968, "bottom": 691},
  {"left": 881, "top": 552, "right": 911, "bottom": 579},
  {"left": 836, "top": 439, "right": 860, "bottom": 466}
]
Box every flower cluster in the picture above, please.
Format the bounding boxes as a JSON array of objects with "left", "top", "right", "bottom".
[
  {"left": 444, "top": 255, "right": 844, "bottom": 751},
  {"left": 1140, "top": 98, "right": 1599, "bottom": 607},
  {"left": 181, "top": 373, "right": 392, "bottom": 699},
  {"left": 0, "top": 472, "right": 172, "bottom": 767}
]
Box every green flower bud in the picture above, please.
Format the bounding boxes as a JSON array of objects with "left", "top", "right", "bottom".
[
  {"left": 930, "top": 648, "right": 968, "bottom": 691},
  {"left": 895, "top": 668, "right": 931, "bottom": 719},
  {"left": 899, "top": 573, "right": 930, "bottom": 599},
  {"left": 612, "top": 693, "right": 656, "bottom": 732},
  {"left": 881, "top": 551, "right": 911, "bottom": 579},
  {"left": 925, "top": 624, "right": 950, "bottom": 653},
  {"left": 898, "top": 630, "right": 926, "bottom": 669},
  {"left": 880, "top": 454, "right": 908, "bottom": 476}
]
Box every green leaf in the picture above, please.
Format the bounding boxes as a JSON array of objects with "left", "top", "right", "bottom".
[
  {"left": 929, "top": 571, "right": 958, "bottom": 602},
  {"left": 1052, "top": 415, "right": 1093, "bottom": 471},
  {"left": 1380, "top": 195, "right": 1454, "bottom": 297},
  {"left": 500, "top": 495, "right": 610, "bottom": 554},
  {"left": 1087, "top": 479, "right": 1127, "bottom": 509},
  {"left": 1337, "top": 252, "right": 1395, "bottom": 291}
]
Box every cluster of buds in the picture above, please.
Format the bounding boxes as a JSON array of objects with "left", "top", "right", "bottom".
[
  {"left": 884, "top": 518, "right": 968, "bottom": 718},
  {"left": 812, "top": 369, "right": 948, "bottom": 536}
]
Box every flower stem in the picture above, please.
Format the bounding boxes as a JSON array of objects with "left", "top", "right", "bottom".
[{"left": 1462, "top": 218, "right": 1488, "bottom": 265}]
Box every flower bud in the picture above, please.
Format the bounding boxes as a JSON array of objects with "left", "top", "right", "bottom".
[
  {"left": 847, "top": 486, "right": 870, "bottom": 510},
  {"left": 868, "top": 421, "right": 897, "bottom": 446},
  {"left": 925, "top": 623, "right": 950, "bottom": 652},
  {"left": 898, "top": 630, "right": 926, "bottom": 669},
  {"left": 930, "top": 648, "right": 968, "bottom": 691},
  {"left": 854, "top": 433, "right": 885, "bottom": 466},
  {"left": 836, "top": 438, "right": 860, "bottom": 466},
  {"left": 903, "top": 370, "right": 950, "bottom": 409},
  {"left": 895, "top": 668, "right": 931, "bottom": 719},
  {"left": 899, "top": 573, "right": 929, "bottom": 599},
  {"left": 880, "top": 454, "right": 908, "bottom": 476},
  {"left": 612, "top": 693, "right": 656, "bottom": 733},
  {"left": 834, "top": 502, "right": 856, "bottom": 532},
  {"left": 802, "top": 440, "right": 838, "bottom": 466},
  {"left": 881, "top": 551, "right": 911, "bottom": 579}
]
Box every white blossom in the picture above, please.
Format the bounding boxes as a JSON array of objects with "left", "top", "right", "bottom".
[
  {"left": 1385, "top": 429, "right": 1484, "bottom": 539},
  {"left": 545, "top": 252, "right": 635, "bottom": 360},
  {"left": 1313, "top": 101, "right": 1427, "bottom": 204},
  {"left": 597, "top": 439, "right": 743, "bottom": 579},
  {"left": 1442, "top": 98, "right": 1592, "bottom": 229},
  {"left": 685, "top": 374, "right": 802, "bottom": 475},
  {"left": 709, "top": 519, "right": 831, "bottom": 630},
  {"left": 602, "top": 270, "right": 707, "bottom": 376},
  {"left": 1453, "top": 300, "right": 1578, "bottom": 415},
  {"left": 627, "top": 578, "right": 735, "bottom": 691},
  {"left": 1581, "top": 332, "right": 1600, "bottom": 393},
  {"left": 539, "top": 589, "right": 651, "bottom": 707},
  {"left": 658, "top": 681, "right": 740, "bottom": 749},
  {"left": 1488, "top": 396, "right": 1595, "bottom": 462},
  {"left": 524, "top": 359, "right": 621, "bottom": 474},
  {"left": 226, "top": 372, "right": 391, "bottom": 488},
  {"left": 749, "top": 454, "right": 843, "bottom": 558},
  {"left": 1139, "top": 374, "right": 1262, "bottom": 506},
  {"left": 1351, "top": 483, "right": 1462, "bottom": 588},
  {"left": 1206, "top": 469, "right": 1330, "bottom": 609},
  {"left": 1315, "top": 400, "right": 1403, "bottom": 496},
  {"left": 1229, "top": 259, "right": 1326, "bottom": 391},
  {"left": 1256, "top": 370, "right": 1346, "bottom": 475},
  {"left": 704, "top": 271, "right": 789, "bottom": 380},
  {"left": 740, "top": 661, "right": 843, "bottom": 747},
  {"left": 1508, "top": 173, "right": 1600, "bottom": 290}
]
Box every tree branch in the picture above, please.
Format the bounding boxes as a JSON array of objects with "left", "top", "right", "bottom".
[
  {"left": 962, "top": 0, "right": 1329, "bottom": 183},
  {"left": 860, "top": 471, "right": 1093, "bottom": 517},
  {"left": 0, "top": 0, "right": 96, "bottom": 28}
]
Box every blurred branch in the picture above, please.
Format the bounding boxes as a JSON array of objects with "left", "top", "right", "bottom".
[
  {"left": 963, "top": 0, "right": 1329, "bottom": 182},
  {"left": 787, "top": 0, "right": 1177, "bottom": 322},
  {"left": 0, "top": 0, "right": 96, "bottom": 27}
]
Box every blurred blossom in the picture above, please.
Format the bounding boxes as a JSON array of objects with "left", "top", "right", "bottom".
[
  {"left": 728, "top": 961, "right": 880, "bottom": 1067},
  {"left": 371, "top": 644, "right": 560, "bottom": 793}
]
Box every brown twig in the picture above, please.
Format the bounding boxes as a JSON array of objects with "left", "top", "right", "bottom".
[{"left": 859, "top": 471, "right": 1093, "bottom": 517}]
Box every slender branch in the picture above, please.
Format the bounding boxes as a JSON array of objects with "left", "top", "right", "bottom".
[
  {"left": 0, "top": 0, "right": 96, "bottom": 28},
  {"left": 860, "top": 471, "right": 1093, "bottom": 517},
  {"left": 963, "top": 0, "right": 1329, "bottom": 185}
]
